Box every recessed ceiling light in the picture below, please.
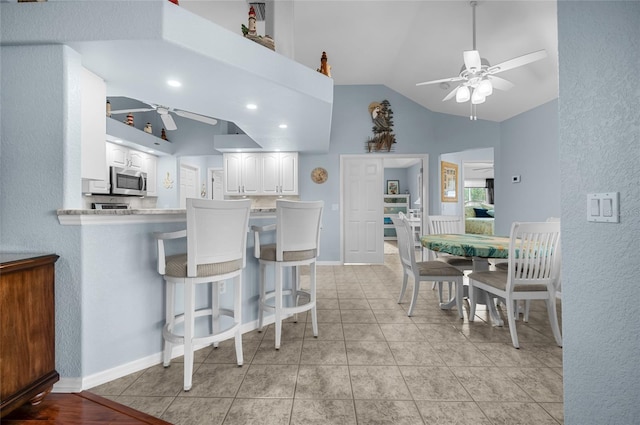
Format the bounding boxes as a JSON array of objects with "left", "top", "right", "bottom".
[
  {"left": 167, "top": 80, "right": 182, "bottom": 87},
  {"left": 279, "top": 124, "right": 288, "bottom": 129},
  {"left": 147, "top": 150, "right": 154, "bottom": 154},
  {"left": 114, "top": 139, "right": 123, "bottom": 144},
  {"left": 246, "top": 103, "right": 257, "bottom": 110}
]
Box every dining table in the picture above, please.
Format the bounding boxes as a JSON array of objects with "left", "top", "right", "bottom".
[{"left": 420, "top": 233, "right": 511, "bottom": 325}]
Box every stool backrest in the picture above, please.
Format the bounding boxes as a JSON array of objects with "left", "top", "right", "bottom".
[
  {"left": 276, "top": 200, "right": 324, "bottom": 261},
  {"left": 186, "top": 198, "right": 251, "bottom": 277}
]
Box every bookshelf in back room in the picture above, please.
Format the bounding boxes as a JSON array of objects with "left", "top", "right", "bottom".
[{"left": 383, "top": 194, "right": 410, "bottom": 240}]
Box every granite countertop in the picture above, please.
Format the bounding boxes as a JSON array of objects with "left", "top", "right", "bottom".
[
  {"left": 57, "top": 208, "right": 277, "bottom": 215},
  {"left": 56, "top": 208, "right": 276, "bottom": 225}
]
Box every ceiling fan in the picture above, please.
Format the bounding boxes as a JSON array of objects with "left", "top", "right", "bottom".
[
  {"left": 110, "top": 102, "right": 218, "bottom": 131},
  {"left": 416, "top": 1, "right": 547, "bottom": 120}
]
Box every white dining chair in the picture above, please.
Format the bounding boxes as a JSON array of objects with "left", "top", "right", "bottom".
[
  {"left": 468, "top": 221, "right": 562, "bottom": 348},
  {"left": 426, "top": 215, "right": 474, "bottom": 302},
  {"left": 154, "top": 198, "right": 251, "bottom": 391},
  {"left": 393, "top": 212, "right": 465, "bottom": 317},
  {"left": 252, "top": 200, "right": 324, "bottom": 349}
]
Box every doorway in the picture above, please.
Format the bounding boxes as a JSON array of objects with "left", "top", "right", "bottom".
[
  {"left": 341, "top": 154, "right": 428, "bottom": 264},
  {"left": 179, "top": 162, "right": 200, "bottom": 208}
]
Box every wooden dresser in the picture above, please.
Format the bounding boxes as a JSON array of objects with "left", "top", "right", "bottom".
[{"left": 0, "top": 253, "right": 59, "bottom": 418}]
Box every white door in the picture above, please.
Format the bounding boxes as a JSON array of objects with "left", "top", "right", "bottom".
[
  {"left": 208, "top": 168, "right": 224, "bottom": 200},
  {"left": 180, "top": 163, "right": 199, "bottom": 208},
  {"left": 343, "top": 157, "right": 384, "bottom": 264}
]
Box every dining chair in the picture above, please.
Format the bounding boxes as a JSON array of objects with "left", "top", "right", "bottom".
[
  {"left": 426, "top": 215, "right": 474, "bottom": 302},
  {"left": 494, "top": 216, "right": 562, "bottom": 319},
  {"left": 393, "top": 212, "right": 465, "bottom": 317},
  {"left": 154, "top": 198, "right": 251, "bottom": 391},
  {"left": 252, "top": 200, "right": 324, "bottom": 349},
  {"left": 468, "top": 221, "right": 562, "bottom": 348}
]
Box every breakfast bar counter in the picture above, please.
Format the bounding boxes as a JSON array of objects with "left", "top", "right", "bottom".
[{"left": 56, "top": 208, "right": 276, "bottom": 225}]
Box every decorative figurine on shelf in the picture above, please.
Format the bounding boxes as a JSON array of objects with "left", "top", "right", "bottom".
[
  {"left": 106, "top": 100, "right": 111, "bottom": 117},
  {"left": 317, "top": 51, "right": 332, "bottom": 77},
  {"left": 248, "top": 5, "right": 257, "bottom": 36},
  {"left": 366, "top": 100, "right": 396, "bottom": 152},
  {"left": 241, "top": 5, "right": 276, "bottom": 50},
  {"left": 144, "top": 122, "right": 152, "bottom": 134},
  {"left": 125, "top": 113, "right": 134, "bottom": 127},
  {"left": 161, "top": 128, "right": 168, "bottom": 141}
]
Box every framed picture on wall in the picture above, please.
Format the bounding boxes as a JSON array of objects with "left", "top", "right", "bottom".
[
  {"left": 387, "top": 180, "right": 399, "bottom": 195},
  {"left": 441, "top": 161, "right": 458, "bottom": 202}
]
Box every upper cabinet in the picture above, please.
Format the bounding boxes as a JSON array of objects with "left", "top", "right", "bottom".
[
  {"left": 223, "top": 153, "right": 261, "bottom": 195},
  {"left": 260, "top": 152, "right": 298, "bottom": 195},
  {"left": 224, "top": 152, "right": 298, "bottom": 196},
  {"left": 81, "top": 68, "right": 107, "bottom": 181}
]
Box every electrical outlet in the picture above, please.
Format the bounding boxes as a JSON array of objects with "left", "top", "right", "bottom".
[{"left": 219, "top": 282, "right": 226, "bottom": 294}]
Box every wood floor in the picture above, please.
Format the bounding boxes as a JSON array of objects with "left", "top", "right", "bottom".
[{"left": 2, "top": 391, "right": 171, "bottom": 424}]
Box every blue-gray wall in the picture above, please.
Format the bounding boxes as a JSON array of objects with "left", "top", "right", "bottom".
[{"left": 558, "top": 1, "right": 640, "bottom": 423}]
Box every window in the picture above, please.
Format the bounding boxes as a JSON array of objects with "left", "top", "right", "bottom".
[{"left": 464, "top": 186, "right": 488, "bottom": 204}]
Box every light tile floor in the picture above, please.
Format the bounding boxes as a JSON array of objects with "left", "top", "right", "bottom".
[{"left": 90, "top": 247, "right": 563, "bottom": 424}]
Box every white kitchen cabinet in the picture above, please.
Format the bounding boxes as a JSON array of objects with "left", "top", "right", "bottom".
[
  {"left": 223, "top": 153, "right": 261, "bottom": 195},
  {"left": 107, "top": 143, "right": 143, "bottom": 170},
  {"left": 142, "top": 152, "right": 157, "bottom": 197},
  {"left": 83, "top": 142, "right": 156, "bottom": 195},
  {"left": 261, "top": 152, "right": 298, "bottom": 195},
  {"left": 80, "top": 67, "right": 107, "bottom": 181}
]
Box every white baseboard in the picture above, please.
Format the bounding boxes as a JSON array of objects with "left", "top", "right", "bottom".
[{"left": 54, "top": 317, "right": 277, "bottom": 392}]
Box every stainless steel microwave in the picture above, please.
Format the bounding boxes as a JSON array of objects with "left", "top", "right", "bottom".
[{"left": 110, "top": 166, "right": 147, "bottom": 196}]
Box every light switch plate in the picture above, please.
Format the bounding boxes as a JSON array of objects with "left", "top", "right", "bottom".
[{"left": 587, "top": 192, "right": 619, "bottom": 223}]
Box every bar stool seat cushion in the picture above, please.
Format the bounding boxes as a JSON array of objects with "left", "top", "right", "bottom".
[
  {"left": 258, "top": 244, "right": 317, "bottom": 262},
  {"left": 165, "top": 254, "right": 243, "bottom": 278}
]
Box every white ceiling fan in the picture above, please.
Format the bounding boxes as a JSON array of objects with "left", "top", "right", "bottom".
[
  {"left": 110, "top": 102, "right": 218, "bottom": 131},
  {"left": 416, "top": 1, "right": 547, "bottom": 120}
]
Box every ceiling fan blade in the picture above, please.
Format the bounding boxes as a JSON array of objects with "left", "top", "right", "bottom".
[
  {"left": 173, "top": 110, "right": 218, "bottom": 126},
  {"left": 463, "top": 50, "right": 482, "bottom": 72},
  {"left": 487, "top": 75, "right": 515, "bottom": 91},
  {"left": 110, "top": 108, "right": 155, "bottom": 115},
  {"left": 160, "top": 112, "right": 177, "bottom": 131},
  {"left": 416, "top": 76, "right": 464, "bottom": 87},
  {"left": 442, "top": 85, "right": 462, "bottom": 102},
  {"left": 488, "top": 49, "right": 547, "bottom": 74}
]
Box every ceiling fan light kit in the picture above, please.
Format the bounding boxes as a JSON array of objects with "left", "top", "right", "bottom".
[{"left": 416, "top": 0, "right": 548, "bottom": 120}]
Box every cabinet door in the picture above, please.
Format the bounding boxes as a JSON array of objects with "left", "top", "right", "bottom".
[
  {"left": 223, "top": 154, "right": 242, "bottom": 195},
  {"left": 107, "top": 143, "right": 128, "bottom": 168},
  {"left": 241, "top": 153, "right": 261, "bottom": 194},
  {"left": 260, "top": 152, "right": 280, "bottom": 195},
  {"left": 279, "top": 152, "right": 298, "bottom": 195},
  {"left": 127, "top": 150, "right": 144, "bottom": 171},
  {"left": 142, "top": 153, "right": 157, "bottom": 197}
]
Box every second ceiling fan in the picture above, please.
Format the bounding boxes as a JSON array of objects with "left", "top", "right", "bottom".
[
  {"left": 110, "top": 102, "right": 218, "bottom": 131},
  {"left": 416, "top": 1, "right": 547, "bottom": 119}
]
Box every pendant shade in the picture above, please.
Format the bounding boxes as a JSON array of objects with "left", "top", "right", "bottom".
[{"left": 456, "top": 86, "right": 470, "bottom": 103}]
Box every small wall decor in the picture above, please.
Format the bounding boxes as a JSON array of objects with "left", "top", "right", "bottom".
[
  {"left": 366, "top": 100, "right": 395, "bottom": 152},
  {"left": 387, "top": 180, "right": 399, "bottom": 195},
  {"left": 311, "top": 167, "right": 328, "bottom": 184},
  {"left": 441, "top": 161, "right": 458, "bottom": 202},
  {"left": 317, "top": 52, "right": 332, "bottom": 77},
  {"left": 163, "top": 172, "right": 174, "bottom": 189}
]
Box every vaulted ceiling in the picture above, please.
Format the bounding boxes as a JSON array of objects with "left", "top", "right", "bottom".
[{"left": 184, "top": 0, "right": 559, "bottom": 122}]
